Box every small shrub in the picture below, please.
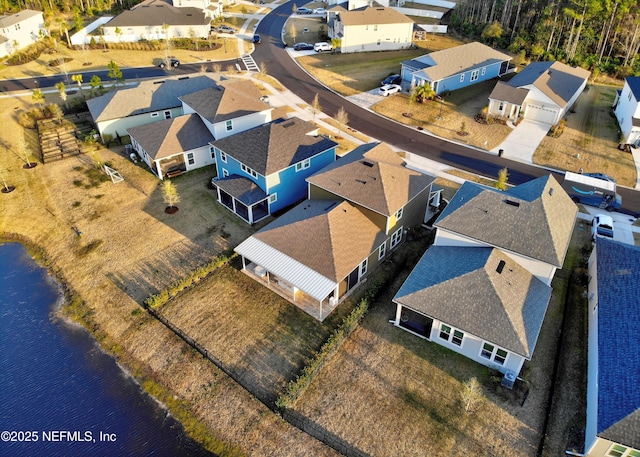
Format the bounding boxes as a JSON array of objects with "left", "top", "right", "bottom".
[
  {"left": 73, "top": 180, "right": 84, "bottom": 187},
  {"left": 72, "top": 201, "right": 81, "bottom": 207}
]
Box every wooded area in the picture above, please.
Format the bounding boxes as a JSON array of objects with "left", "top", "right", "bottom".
[{"left": 448, "top": 0, "right": 640, "bottom": 77}]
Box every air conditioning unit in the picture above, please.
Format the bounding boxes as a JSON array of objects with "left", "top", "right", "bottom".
[
  {"left": 329, "top": 296, "right": 338, "bottom": 307},
  {"left": 501, "top": 371, "right": 516, "bottom": 389}
]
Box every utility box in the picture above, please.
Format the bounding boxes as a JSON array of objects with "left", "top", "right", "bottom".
[{"left": 501, "top": 371, "right": 516, "bottom": 389}]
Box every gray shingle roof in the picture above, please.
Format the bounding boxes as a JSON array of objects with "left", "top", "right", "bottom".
[
  {"left": 393, "top": 246, "right": 552, "bottom": 357},
  {"left": 410, "top": 42, "right": 512, "bottom": 82},
  {"left": 213, "top": 175, "right": 267, "bottom": 205},
  {"left": 105, "top": 0, "right": 208, "bottom": 27},
  {"left": 0, "top": 9, "right": 41, "bottom": 28},
  {"left": 307, "top": 142, "right": 434, "bottom": 217},
  {"left": 210, "top": 117, "right": 338, "bottom": 176},
  {"left": 252, "top": 199, "right": 388, "bottom": 281},
  {"left": 87, "top": 74, "right": 219, "bottom": 122},
  {"left": 434, "top": 175, "right": 577, "bottom": 267},
  {"left": 179, "top": 79, "right": 270, "bottom": 124},
  {"left": 594, "top": 237, "right": 640, "bottom": 449},
  {"left": 506, "top": 61, "right": 590, "bottom": 108},
  {"left": 488, "top": 80, "right": 529, "bottom": 105},
  {"left": 338, "top": 5, "right": 413, "bottom": 26},
  {"left": 126, "top": 113, "right": 213, "bottom": 160}
]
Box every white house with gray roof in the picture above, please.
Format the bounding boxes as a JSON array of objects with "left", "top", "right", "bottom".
[
  {"left": 613, "top": 76, "right": 640, "bottom": 148},
  {"left": 0, "top": 9, "right": 46, "bottom": 58},
  {"left": 392, "top": 175, "right": 577, "bottom": 379},
  {"left": 488, "top": 61, "right": 590, "bottom": 126}
]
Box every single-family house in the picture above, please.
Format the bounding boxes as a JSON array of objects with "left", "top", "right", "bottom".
[
  {"left": 328, "top": 5, "right": 414, "bottom": 53},
  {"left": 87, "top": 74, "right": 219, "bottom": 140},
  {"left": 488, "top": 61, "right": 591, "bottom": 126},
  {"left": 179, "top": 79, "right": 272, "bottom": 140},
  {"left": 613, "top": 76, "right": 640, "bottom": 148},
  {"left": 392, "top": 175, "right": 577, "bottom": 378},
  {"left": 101, "top": 0, "right": 210, "bottom": 43},
  {"left": 235, "top": 143, "right": 436, "bottom": 320},
  {"left": 127, "top": 113, "right": 214, "bottom": 179},
  {"left": 585, "top": 238, "right": 640, "bottom": 457},
  {"left": 400, "top": 42, "right": 512, "bottom": 96},
  {"left": 210, "top": 117, "right": 338, "bottom": 224},
  {"left": 0, "top": 9, "right": 46, "bottom": 58}
]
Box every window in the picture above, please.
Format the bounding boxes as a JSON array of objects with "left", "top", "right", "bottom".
[
  {"left": 460, "top": 74, "right": 465, "bottom": 83},
  {"left": 377, "top": 39, "right": 381, "bottom": 46},
  {"left": 471, "top": 69, "right": 479, "bottom": 81},
  {"left": 210, "top": 147, "right": 215, "bottom": 160},
  {"left": 151, "top": 112, "right": 159, "bottom": 118},
  {"left": 607, "top": 445, "right": 640, "bottom": 457},
  {"left": 220, "top": 151, "right": 227, "bottom": 163},
  {"left": 395, "top": 207, "right": 403, "bottom": 221},
  {"left": 187, "top": 153, "right": 194, "bottom": 165},
  {"left": 479, "top": 342, "right": 508, "bottom": 365},
  {"left": 222, "top": 168, "right": 229, "bottom": 177},
  {"left": 481, "top": 67, "right": 486, "bottom": 76},
  {"left": 494, "top": 349, "right": 508, "bottom": 365},
  {"left": 164, "top": 110, "right": 171, "bottom": 119},
  {"left": 390, "top": 227, "right": 403, "bottom": 249},
  {"left": 225, "top": 120, "right": 233, "bottom": 131},
  {"left": 378, "top": 242, "right": 386, "bottom": 260},
  {"left": 498, "top": 102, "right": 504, "bottom": 111},
  {"left": 629, "top": 91, "right": 633, "bottom": 102},
  {"left": 439, "top": 324, "right": 451, "bottom": 341},
  {"left": 269, "top": 193, "right": 277, "bottom": 203},
  {"left": 480, "top": 343, "right": 494, "bottom": 359},
  {"left": 295, "top": 158, "right": 310, "bottom": 171},
  {"left": 360, "top": 258, "right": 368, "bottom": 276},
  {"left": 374, "top": 25, "right": 378, "bottom": 31},
  {"left": 241, "top": 163, "right": 258, "bottom": 178},
  {"left": 452, "top": 330, "right": 464, "bottom": 346}
]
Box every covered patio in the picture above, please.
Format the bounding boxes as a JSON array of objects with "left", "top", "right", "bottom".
[{"left": 211, "top": 175, "right": 269, "bottom": 225}]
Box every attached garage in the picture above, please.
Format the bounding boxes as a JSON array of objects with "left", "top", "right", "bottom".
[{"left": 525, "top": 103, "right": 558, "bottom": 125}]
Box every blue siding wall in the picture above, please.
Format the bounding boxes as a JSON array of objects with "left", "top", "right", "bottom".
[
  {"left": 214, "top": 148, "right": 267, "bottom": 190},
  {"left": 268, "top": 148, "right": 336, "bottom": 213},
  {"left": 435, "top": 61, "right": 503, "bottom": 94}
]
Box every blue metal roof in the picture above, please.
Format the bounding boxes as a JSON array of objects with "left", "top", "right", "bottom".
[
  {"left": 626, "top": 76, "right": 640, "bottom": 100},
  {"left": 595, "top": 237, "right": 640, "bottom": 442}
]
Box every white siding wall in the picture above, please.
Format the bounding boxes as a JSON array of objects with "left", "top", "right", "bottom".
[
  {"left": 98, "top": 107, "right": 183, "bottom": 139},
  {"left": 340, "top": 22, "right": 413, "bottom": 53},
  {"left": 0, "top": 12, "right": 46, "bottom": 58},
  {"left": 212, "top": 110, "right": 272, "bottom": 139},
  {"left": 585, "top": 247, "right": 601, "bottom": 456},
  {"left": 101, "top": 24, "right": 209, "bottom": 42},
  {"left": 614, "top": 81, "right": 640, "bottom": 144},
  {"left": 185, "top": 144, "right": 215, "bottom": 171}
]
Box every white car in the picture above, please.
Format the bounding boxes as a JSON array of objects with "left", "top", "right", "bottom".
[
  {"left": 591, "top": 214, "right": 614, "bottom": 241},
  {"left": 313, "top": 7, "right": 327, "bottom": 14},
  {"left": 378, "top": 84, "right": 401, "bottom": 97},
  {"left": 314, "top": 42, "right": 333, "bottom": 52}
]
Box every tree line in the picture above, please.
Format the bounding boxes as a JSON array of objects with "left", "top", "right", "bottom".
[{"left": 447, "top": 0, "right": 639, "bottom": 77}]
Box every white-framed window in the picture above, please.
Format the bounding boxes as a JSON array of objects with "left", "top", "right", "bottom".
[
  {"left": 222, "top": 168, "right": 229, "bottom": 177},
  {"left": 377, "top": 39, "right": 381, "bottom": 46},
  {"left": 151, "top": 112, "right": 159, "bottom": 118},
  {"left": 460, "top": 74, "right": 465, "bottom": 83},
  {"left": 374, "top": 25, "right": 378, "bottom": 31},
  {"left": 241, "top": 163, "right": 258, "bottom": 178},
  {"left": 210, "top": 146, "right": 215, "bottom": 159},
  {"left": 269, "top": 193, "right": 277, "bottom": 203},
  {"left": 295, "top": 158, "right": 310, "bottom": 171},
  {"left": 220, "top": 151, "right": 227, "bottom": 163},
  {"left": 390, "top": 227, "right": 403, "bottom": 249},
  {"left": 607, "top": 444, "right": 640, "bottom": 457},
  {"left": 395, "top": 207, "right": 403, "bottom": 221},
  {"left": 471, "top": 69, "right": 479, "bottom": 81},
  {"left": 187, "top": 152, "right": 194, "bottom": 165},
  {"left": 225, "top": 120, "right": 233, "bottom": 131},
  {"left": 629, "top": 91, "right": 633, "bottom": 102},
  {"left": 440, "top": 324, "right": 464, "bottom": 346},
  {"left": 498, "top": 102, "right": 504, "bottom": 111},
  {"left": 360, "top": 258, "right": 368, "bottom": 276},
  {"left": 164, "top": 110, "right": 171, "bottom": 119},
  {"left": 481, "top": 67, "right": 486, "bottom": 76},
  {"left": 480, "top": 342, "right": 509, "bottom": 365},
  {"left": 378, "top": 241, "right": 386, "bottom": 260}
]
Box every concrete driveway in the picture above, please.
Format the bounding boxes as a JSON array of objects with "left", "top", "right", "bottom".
[{"left": 491, "top": 119, "right": 551, "bottom": 163}]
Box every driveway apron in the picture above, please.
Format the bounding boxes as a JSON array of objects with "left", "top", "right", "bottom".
[{"left": 492, "top": 119, "right": 551, "bottom": 163}]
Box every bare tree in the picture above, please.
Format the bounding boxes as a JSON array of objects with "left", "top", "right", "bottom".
[
  {"left": 310, "top": 93, "right": 322, "bottom": 123},
  {"left": 496, "top": 167, "right": 509, "bottom": 191},
  {"left": 162, "top": 179, "right": 181, "bottom": 211},
  {"left": 335, "top": 106, "right": 349, "bottom": 126},
  {"left": 461, "top": 377, "right": 485, "bottom": 413}
]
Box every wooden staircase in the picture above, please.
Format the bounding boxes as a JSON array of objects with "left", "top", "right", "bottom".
[{"left": 37, "top": 113, "right": 95, "bottom": 164}]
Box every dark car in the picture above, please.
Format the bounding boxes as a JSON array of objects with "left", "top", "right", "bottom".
[
  {"left": 381, "top": 74, "right": 401, "bottom": 86},
  {"left": 158, "top": 58, "right": 180, "bottom": 69},
  {"left": 253, "top": 34, "right": 261, "bottom": 44},
  {"left": 293, "top": 42, "right": 313, "bottom": 51}
]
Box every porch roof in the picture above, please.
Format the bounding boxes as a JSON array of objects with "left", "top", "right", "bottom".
[
  {"left": 213, "top": 175, "right": 267, "bottom": 205},
  {"left": 235, "top": 237, "right": 338, "bottom": 302},
  {"left": 489, "top": 81, "right": 529, "bottom": 105}
]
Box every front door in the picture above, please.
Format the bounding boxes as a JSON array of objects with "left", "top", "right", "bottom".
[{"left": 347, "top": 267, "right": 359, "bottom": 291}]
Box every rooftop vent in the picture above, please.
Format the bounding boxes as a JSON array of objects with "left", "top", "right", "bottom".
[
  {"left": 504, "top": 199, "right": 520, "bottom": 207},
  {"left": 153, "top": 80, "right": 166, "bottom": 84},
  {"left": 282, "top": 121, "right": 295, "bottom": 128},
  {"left": 362, "top": 161, "right": 374, "bottom": 167},
  {"left": 549, "top": 187, "right": 554, "bottom": 196},
  {"left": 356, "top": 179, "right": 367, "bottom": 184},
  {"left": 178, "top": 76, "right": 189, "bottom": 80},
  {"left": 496, "top": 260, "right": 506, "bottom": 274}
]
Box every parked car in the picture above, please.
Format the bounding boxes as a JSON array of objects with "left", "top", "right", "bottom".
[
  {"left": 314, "top": 42, "right": 333, "bottom": 52},
  {"left": 217, "top": 25, "right": 236, "bottom": 34},
  {"left": 253, "top": 34, "right": 261, "bottom": 43},
  {"left": 296, "top": 7, "right": 312, "bottom": 14},
  {"left": 312, "top": 7, "right": 327, "bottom": 14},
  {"left": 591, "top": 214, "right": 614, "bottom": 241},
  {"left": 293, "top": 42, "right": 314, "bottom": 51},
  {"left": 159, "top": 58, "right": 180, "bottom": 69},
  {"left": 378, "top": 84, "right": 401, "bottom": 97},
  {"left": 381, "top": 74, "right": 401, "bottom": 86},
  {"left": 583, "top": 172, "right": 616, "bottom": 183}
]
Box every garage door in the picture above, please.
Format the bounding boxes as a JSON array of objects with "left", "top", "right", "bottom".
[{"left": 526, "top": 103, "right": 557, "bottom": 124}]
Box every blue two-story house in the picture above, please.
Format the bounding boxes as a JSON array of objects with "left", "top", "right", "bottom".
[
  {"left": 209, "top": 117, "right": 338, "bottom": 224},
  {"left": 400, "top": 42, "right": 512, "bottom": 96}
]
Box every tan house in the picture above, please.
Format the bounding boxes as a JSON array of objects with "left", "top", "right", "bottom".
[{"left": 328, "top": 4, "right": 414, "bottom": 53}]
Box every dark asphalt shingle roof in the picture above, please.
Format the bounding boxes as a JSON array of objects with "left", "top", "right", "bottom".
[
  {"left": 213, "top": 175, "right": 267, "bottom": 205},
  {"left": 126, "top": 113, "right": 214, "bottom": 160},
  {"left": 489, "top": 81, "right": 529, "bottom": 105},
  {"left": 434, "top": 175, "right": 577, "bottom": 267},
  {"left": 594, "top": 237, "right": 640, "bottom": 449},
  {"left": 210, "top": 117, "right": 338, "bottom": 176},
  {"left": 393, "top": 245, "right": 552, "bottom": 357},
  {"left": 106, "top": 0, "right": 208, "bottom": 27},
  {"left": 307, "top": 142, "right": 434, "bottom": 217}
]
